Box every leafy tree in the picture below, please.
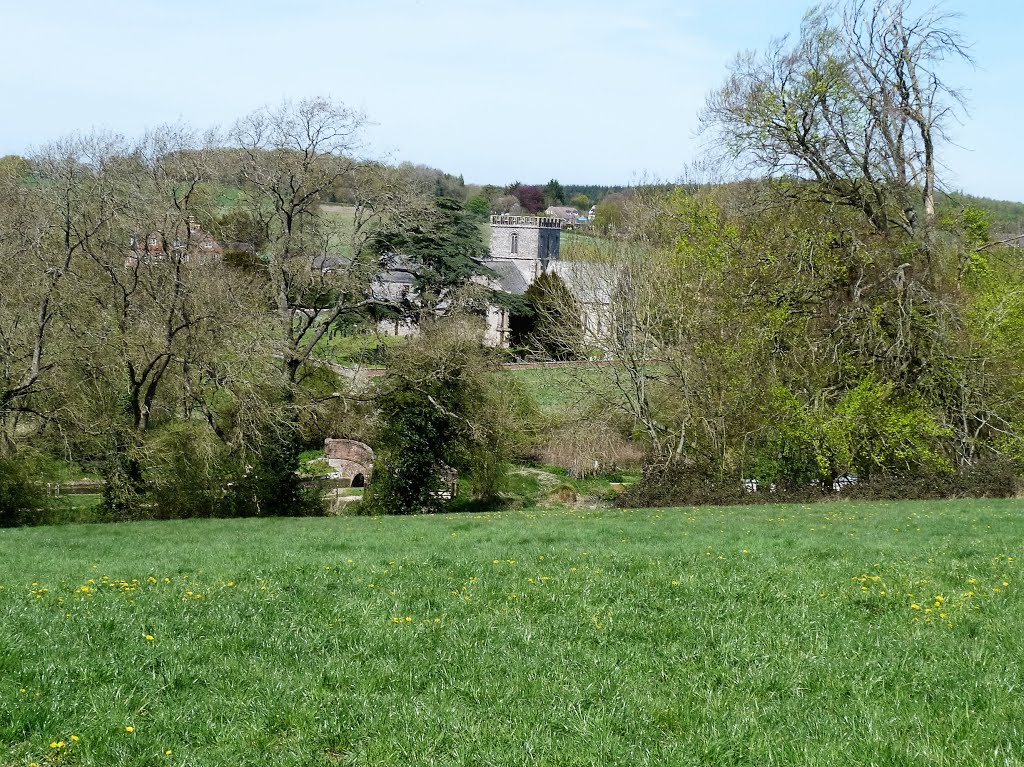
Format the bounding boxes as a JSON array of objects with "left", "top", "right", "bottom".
[
  {"left": 593, "top": 194, "right": 626, "bottom": 234},
  {"left": 701, "top": 0, "right": 971, "bottom": 238},
  {"left": 365, "top": 319, "right": 535, "bottom": 513},
  {"left": 543, "top": 179, "right": 565, "bottom": 206},
  {"left": 464, "top": 194, "right": 491, "bottom": 220},
  {"left": 370, "top": 196, "right": 494, "bottom": 317},
  {"left": 511, "top": 184, "right": 546, "bottom": 214},
  {"left": 0, "top": 155, "right": 31, "bottom": 180},
  {"left": 570, "top": 193, "right": 591, "bottom": 212},
  {"left": 753, "top": 379, "right": 950, "bottom": 488}
]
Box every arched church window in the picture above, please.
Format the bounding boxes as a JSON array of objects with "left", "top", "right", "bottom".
[{"left": 510, "top": 232, "right": 518, "bottom": 255}]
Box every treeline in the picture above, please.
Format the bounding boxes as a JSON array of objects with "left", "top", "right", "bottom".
[
  {"left": 937, "top": 192, "right": 1024, "bottom": 241},
  {"left": 0, "top": 98, "right": 512, "bottom": 525}
]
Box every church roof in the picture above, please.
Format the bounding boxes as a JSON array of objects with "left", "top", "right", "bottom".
[
  {"left": 548, "top": 260, "right": 617, "bottom": 305},
  {"left": 482, "top": 259, "right": 531, "bottom": 294}
]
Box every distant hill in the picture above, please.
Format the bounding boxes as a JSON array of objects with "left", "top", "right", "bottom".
[{"left": 938, "top": 192, "right": 1024, "bottom": 242}]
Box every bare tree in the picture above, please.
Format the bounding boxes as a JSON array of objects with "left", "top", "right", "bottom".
[
  {"left": 230, "top": 98, "right": 418, "bottom": 387},
  {"left": 701, "top": 0, "right": 971, "bottom": 239}
]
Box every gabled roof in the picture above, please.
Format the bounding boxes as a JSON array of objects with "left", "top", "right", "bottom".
[{"left": 482, "top": 259, "right": 530, "bottom": 294}]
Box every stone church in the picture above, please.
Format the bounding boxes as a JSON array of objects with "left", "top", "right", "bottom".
[
  {"left": 481, "top": 214, "right": 612, "bottom": 347},
  {"left": 376, "top": 213, "right": 612, "bottom": 347}
]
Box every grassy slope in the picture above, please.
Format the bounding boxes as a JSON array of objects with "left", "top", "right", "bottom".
[
  {"left": 2, "top": 500, "right": 1022, "bottom": 766},
  {"left": 507, "top": 366, "right": 590, "bottom": 414}
]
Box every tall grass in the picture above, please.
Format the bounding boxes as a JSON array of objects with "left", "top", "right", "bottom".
[{"left": 1, "top": 499, "right": 1021, "bottom": 765}]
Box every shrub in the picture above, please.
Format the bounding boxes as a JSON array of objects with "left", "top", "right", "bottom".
[
  {"left": 617, "top": 461, "right": 753, "bottom": 509},
  {"left": 618, "top": 456, "right": 1020, "bottom": 509},
  {"left": 0, "top": 452, "right": 47, "bottom": 527},
  {"left": 535, "top": 420, "right": 645, "bottom": 477},
  {"left": 148, "top": 425, "right": 233, "bottom": 519},
  {"left": 365, "top": 318, "right": 538, "bottom": 514},
  {"left": 101, "top": 441, "right": 147, "bottom": 521},
  {"left": 226, "top": 428, "right": 324, "bottom": 518}
]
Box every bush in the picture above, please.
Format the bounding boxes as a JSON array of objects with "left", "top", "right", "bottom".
[
  {"left": 101, "top": 441, "right": 147, "bottom": 521},
  {"left": 0, "top": 452, "right": 47, "bottom": 527},
  {"left": 225, "top": 428, "right": 325, "bottom": 518},
  {"left": 365, "top": 318, "right": 537, "bottom": 514},
  {"left": 617, "top": 461, "right": 754, "bottom": 509},
  {"left": 618, "top": 456, "right": 1021, "bottom": 509},
  {"left": 148, "top": 425, "right": 234, "bottom": 519}
]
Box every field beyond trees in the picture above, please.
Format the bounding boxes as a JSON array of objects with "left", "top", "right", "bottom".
[{"left": 2, "top": 499, "right": 1021, "bottom": 766}]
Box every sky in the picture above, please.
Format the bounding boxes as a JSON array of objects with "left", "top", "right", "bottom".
[{"left": 1, "top": 0, "right": 1021, "bottom": 201}]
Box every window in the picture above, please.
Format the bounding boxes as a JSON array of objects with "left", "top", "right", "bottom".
[{"left": 510, "top": 232, "right": 518, "bottom": 255}]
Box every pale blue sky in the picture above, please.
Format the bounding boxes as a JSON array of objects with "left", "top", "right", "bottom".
[{"left": 1, "top": 0, "right": 1021, "bottom": 201}]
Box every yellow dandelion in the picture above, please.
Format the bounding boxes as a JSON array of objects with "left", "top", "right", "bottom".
[
  {"left": 165, "top": 750, "right": 173, "bottom": 756},
  {"left": 70, "top": 735, "right": 80, "bottom": 742},
  {"left": 145, "top": 634, "right": 155, "bottom": 641},
  {"left": 125, "top": 726, "right": 135, "bottom": 733}
]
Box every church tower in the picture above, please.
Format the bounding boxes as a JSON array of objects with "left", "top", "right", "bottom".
[
  {"left": 488, "top": 214, "right": 562, "bottom": 286},
  {"left": 484, "top": 215, "right": 563, "bottom": 345}
]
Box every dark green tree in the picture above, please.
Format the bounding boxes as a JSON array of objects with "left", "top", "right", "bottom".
[
  {"left": 365, "top": 319, "right": 536, "bottom": 513},
  {"left": 544, "top": 179, "right": 565, "bottom": 206},
  {"left": 509, "top": 272, "right": 581, "bottom": 361},
  {"left": 371, "top": 196, "right": 494, "bottom": 316}
]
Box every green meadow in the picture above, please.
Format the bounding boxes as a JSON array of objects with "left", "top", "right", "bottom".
[{"left": 2, "top": 499, "right": 1022, "bottom": 766}]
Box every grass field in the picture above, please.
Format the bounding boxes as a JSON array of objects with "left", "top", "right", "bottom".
[
  {"left": 507, "top": 366, "right": 603, "bottom": 415},
  {"left": 2, "top": 499, "right": 1022, "bottom": 766}
]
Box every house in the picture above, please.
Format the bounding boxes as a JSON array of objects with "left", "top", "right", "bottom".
[
  {"left": 127, "top": 217, "right": 223, "bottom": 266},
  {"left": 544, "top": 206, "right": 581, "bottom": 228}
]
